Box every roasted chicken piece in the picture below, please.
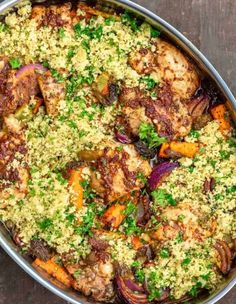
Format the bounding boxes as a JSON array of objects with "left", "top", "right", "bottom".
[
  {"left": 31, "top": 3, "right": 73, "bottom": 28},
  {"left": 155, "top": 39, "right": 200, "bottom": 100},
  {"left": 0, "top": 57, "right": 45, "bottom": 116},
  {"left": 151, "top": 203, "right": 217, "bottom": 242},
  {"left": 119, "top": 86, "right": 192, "bottom": 139},
  {"left": 38, "top": 71, "right": 65, "bottom": 116},
  {"left": 0, "top": 116, "right": 28, "bottom": 198},
  {"left": 66, "top": 258, "right": 114, "bottom": 302},
  {"left": 145, "top": 87, "right": 192, "bottom": 139},
  {"left": 128, "top": 48, "right": 156, "bottom": 75},
  {"left": 90, "top": 145, "right": 151, "bottom": 203}
]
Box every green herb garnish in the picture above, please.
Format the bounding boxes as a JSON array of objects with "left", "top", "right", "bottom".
[
  {"left": 141, "top": 75, "right": 157, "bottom": 90},
  {"left": 139, "top": 123, "right": 166, "bottom": 149},
  {"left": 160, "top": 248, "right": 170, "bottom": 258},
  {"left": 151, "top": 189, "right": 176, "bottom": 207},
  {"left": 9, "top": 58, "right": 21, "bottom": 69}
]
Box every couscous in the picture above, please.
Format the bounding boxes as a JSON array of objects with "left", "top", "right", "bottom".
[{"left": 0, "top": 1, "right": 235, "bottom": 303}]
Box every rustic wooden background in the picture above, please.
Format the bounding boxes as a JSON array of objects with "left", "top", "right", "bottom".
[{"left": 0, "top": 0, "right": 235, "bottom": 303}]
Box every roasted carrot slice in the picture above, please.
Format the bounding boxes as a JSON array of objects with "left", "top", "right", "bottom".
[
  {"left": 210, "top": 104, "right": 232, "bottom": 135},
  {"left": 159, "top": 141, "right": 200, "bottom": 158},
  {"left": 68, "top": 168, "right": 84, "bottom": 209},
  {"left": 33, "top": 97, "right": 44, "bottom": 114},
  {"left": 159, "top": 143, "right": 170, "bottom": 158},
  {"left": 33, "top": 257, "right": 72, "bottom": 287},
  {"left": 102, "top": 204, "right": 126, "bottom": 228},
  {"left": 131, "top": 235, "right": 143, "bottom": 250}
]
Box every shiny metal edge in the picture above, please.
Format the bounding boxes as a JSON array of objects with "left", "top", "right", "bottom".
[{"left": 0, "top": 0, "right": 235, "bottom": 304}]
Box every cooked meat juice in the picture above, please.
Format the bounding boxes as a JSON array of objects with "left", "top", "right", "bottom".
[{"left": 0, "top": 2, "right": 235, "bottom": 303}]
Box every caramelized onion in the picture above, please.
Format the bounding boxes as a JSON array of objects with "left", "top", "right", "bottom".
[
  {"left": 188, "top": 95, "right": 210, "bottom": 118},
  {"left": 214, "top": 240, "right": 232, "bottom": 274},
  {"left": 16, "top": 63, "right": 47, "bottom": 78},
  {"left": 116, "top": 275, "right": 149, "bottom": 304},
  {"left": 115, "top": 131, "right": 132, "bottom": 144},
  {"left": 124, "top": 279, "right": 145, "bottom": 292},
  {"left": 203, "top": 177, "right": 215, "bottom": 193},
  {"left": 148, "top": 161, "right": 179, "bottom": 191}
]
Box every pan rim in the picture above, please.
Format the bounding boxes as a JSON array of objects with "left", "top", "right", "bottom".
[{"left": 0, "top": 1, "right": 235, "bottom": 304}]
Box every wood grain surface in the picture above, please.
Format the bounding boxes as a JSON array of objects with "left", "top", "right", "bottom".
[{"left": 0, "top": 0, "right": 235, "bottom": 303}]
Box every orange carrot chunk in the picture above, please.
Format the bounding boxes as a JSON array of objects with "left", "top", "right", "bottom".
[
  {"left": 32, "top": 97, "right": 43, "bottom": 114},
  {"left": 132, "top": 235, "right": 143, "bottom": 250},
  {"left": 68, "top": 168, "right": 84, "bottom": 209},
  {"left": 210, "top": 104, "right": 232, "bottom": 135},
  {"left": 102, "top": 204, "right": 126, "bottom": 228},
  {"left": 159, "top": 141, "right": 200, "bottom": 158},
  {"left": 159, "top": 143, "right": 170, "bottom": 158},
  {"left": 33, "top": 257, "right": 72, "bottom": 287}
]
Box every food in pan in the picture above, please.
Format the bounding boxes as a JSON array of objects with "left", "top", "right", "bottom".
[{"left": 0, "top": 1, "right": 235, "bottom": 303}]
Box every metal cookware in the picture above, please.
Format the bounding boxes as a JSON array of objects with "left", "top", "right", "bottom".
[{"left": 0, "top": 0, "right": 235, "bottom": 303}]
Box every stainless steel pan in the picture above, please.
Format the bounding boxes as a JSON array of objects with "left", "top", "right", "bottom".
[{"left": 0, "top": 0, "right": 235, "bottom": 303}]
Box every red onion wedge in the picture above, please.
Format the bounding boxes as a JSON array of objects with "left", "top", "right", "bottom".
[
  {"left": 148, "top": 161, "right": 179, "bottom": 191},
  {"left": 124, "top": 279, "right": 145, "bottom": 292},
  {"left": 115, "top": 131, "right": 132, "bottom": 144},
  {"left": 214, "top": 240, "right": 232, "bottom": 274},
  {"left": 116, "top": 275, "right": 149, "bottom": 304}
]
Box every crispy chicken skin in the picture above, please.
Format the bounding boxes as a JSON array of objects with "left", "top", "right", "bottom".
[
  {"left": 152, "top": 203, "right": 217, "bottom": 242},
  {"left": 0, "top": 116, "right": 28, "bottom": 198},
  {"left": 128, "top": 48, "right": 156, "bottom": 75},
  {"left": 31, "top": 3, "right": 73, "bottom": 28},
  {"left": 122, "top": 106, "right": 152, "bottom": 136},
  {"left": 119, "top": 85, "right": 192, "bottom": 139},
  {"left": 38, "top": 71, "right": 65, "bottom": 116},
  {"left": 90, "top": 145, "right": 151, "bottom": 203},
  {"left": 128, "top": 39, "right": 199, "bottom": 101},
  {"left": 155, "top": 39, "right": 200, "bottom": 100},
  {"left": 0, "top": 56, "right": 40, "bottom": 116},
  {"left": 145, "top": 86, "right": 192, "bottom": 139},
  {"left": 66, "top": 258, "right": 114, "bottom": 302}
]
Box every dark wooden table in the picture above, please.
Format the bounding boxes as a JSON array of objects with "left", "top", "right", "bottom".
[{"left": 0, "top": 0, "right": 235, "bottom": 303}]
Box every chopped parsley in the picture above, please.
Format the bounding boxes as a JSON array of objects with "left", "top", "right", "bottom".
[
  {"left": 74, "top": 23, "right": 103, "bottom": 40},
  {"left": 182, "top": 257, "right": 191, "bottom": 267},
  {"left": 219, "top": 150, "right": 232, "bottom": 159},
  {"left": 75, "top": 204, "right": 95, "bottom": 236},
  {"left": 190, "top": 129, "right": 200, "bottom": 139},
  {"left": 227, "top": 138, "right": 236, "bottom": 148},
  {"left": 226, "top": 185, "right": 236, "bottom": 194},
  {"left": 139, "top": 123, "right": 166, "bottom": 149},
  {"left": 175, "top": 232, "right": 184, "bottom": 243},
  {"left": 141, "top": 75, "right": 158, "bottom": 90},
  {"left": 150, "top": 26, "right": 160, "bottom": 38},
  {"left": 9, "top": 58, "right": 21, "bottom": 69},
  {"left": 151, "top": 189, "right": 177, "bottom": 207},
  {"left": 51, "top": 69, "right": 65, "bottom": 83},
  {"left": 123, "top": 201, "right": 136, "bottom": 216},
  {"left": 0, "top": 23, "right": 8, "bottom": 32},
  {"left": 66, "top": 213, "right": 76, "bottom": 224},
  {"left": 136, "top": 172, "right": 147, "bottom": 184},
  {"left": 121, "top": 10, "right": 139, "bottom": 32},
  {"left": 58, "top": 27, "right": 65, "bottom": 38},
  {"left": 38, "top": 218, "right": 53, "bottom": 231},
  {"left": 124, "top": 217, "right": 141, "bottom": 235},
  {"left": 80, "top": 179, "right": 96, "bottom": 200},
  {"left": 159, "top": 248, "right": 170, "bottom": 258},
  {"left": 104, "top": 16, "right": 116, "bottom": 25},
  {"left": 135, "top": 268, "right": 145, "bottom": 283},
  {"left": 188, "top": 281, "right": 202, "bottom": 297}
]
